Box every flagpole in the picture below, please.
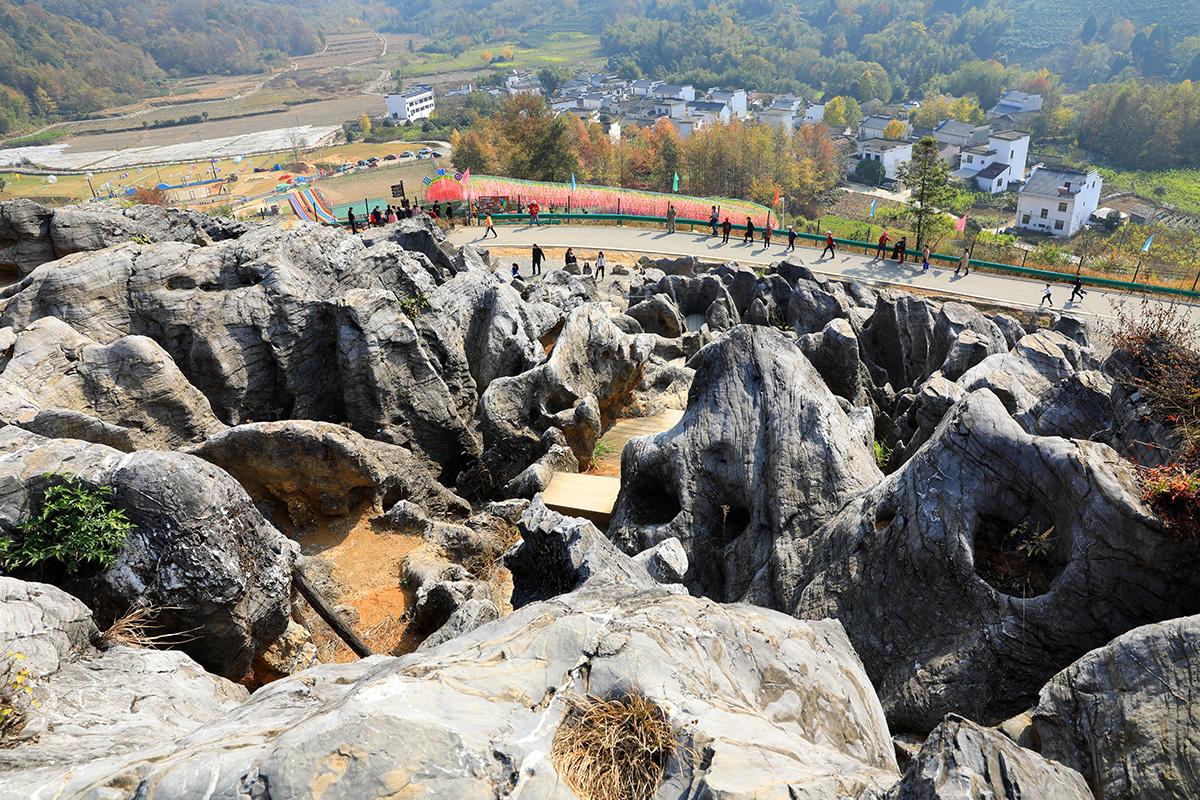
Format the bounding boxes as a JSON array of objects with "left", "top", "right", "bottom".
[{"left": 1132, "top": 254, "right": 1144, "bottom": 284}]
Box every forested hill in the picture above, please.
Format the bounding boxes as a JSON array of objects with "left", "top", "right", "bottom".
[
  {"left": 0, "top": 0, "right": 322, "bottom": 131},
  {"left": 389, "top": 0, "right": 1200, "bottom": 94}
]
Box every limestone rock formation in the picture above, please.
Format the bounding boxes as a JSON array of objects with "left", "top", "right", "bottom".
[
  {"left": 0, "top": 316, "right": 224, "bottom": 450},
  {"left": 189, "top": 420, "right": 469, "bottom": 528},
  {"left": 1033, "top": 615, "right": 1200, "bottom": 800},
  {"left": 6, "top": 570, "right": 900, "bottom": 798},
  {"left": 0, "top": 428, "right": 298, "bottom": 678},
  {"left": 0, "top": 199, "right": 247, "bottom": 276},
  {"left": 888, "top": 715, "right": 1091, "bottom": 799},
  {"left": 787, "top": 390, "right": 1200, "bottom": 732},
  {"left": 609, "top": 325, "right": 882, "bottom": 605},
  {"left": 0, "top": 577, "right": 246, "bottom": 778},
  {"left": 474, "top": 304, "right": 652, "bottom": 492}
]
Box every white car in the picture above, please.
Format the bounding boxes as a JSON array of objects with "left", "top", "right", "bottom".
[{"left": 419, "top": 147, "right": 433, "bottom": 156}]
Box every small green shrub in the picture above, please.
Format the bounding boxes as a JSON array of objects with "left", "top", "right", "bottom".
[
  {"left": 592, "top": 438, "right": 614, "bottom": 461},
  {"left": 873, "top": 440, "right": 894, "bottom": 470},
  {"left": 399, "top": 291, "right": 432, "bottom": 319},
  {"left": 0, "top": 474, "right": 134, "bottom": 575}
]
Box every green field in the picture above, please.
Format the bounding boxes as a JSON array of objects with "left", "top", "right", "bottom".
[
  {"left": 1003, "top": 0, "right": 1199, "bottom": 56},
  {"left": 400, "top": 32, "right": 603, "bottom": 78},
  {"left": 1099, "top": 168, "right": 1200, "bottom": 217}
]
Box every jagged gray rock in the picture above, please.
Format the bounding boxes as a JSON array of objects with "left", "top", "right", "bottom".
[
  {"left": 6, "top": 573, "right": 900, "bottom": 798},
  {"left": 887, "top": 714, "right": 1091, "bottom": 799},
  {"left": 609, "top": 325, "right": 882, "bottom": 606},
  {"left": 0, "top": 199, "right": 247, "bottom": 276},
  {"left": 0, "top": 577, "right": 246, "bottom": 777},
  {"left": 786, "top": 389, "right": 1200, "bottom": 732},
  {"left": 0, "top": 428, "right": 298, "bottom": 678},
  {"left": 627, "top": 293, "right": 686, "bottom": 338},
  {"left": 799, "top": 317, "right": 878, "bottom": 409},
  {"left": 473, "top": 304, "right": 651, "bottom": 493},
  {"left": 1033, "top": 615, "right": 1200, "bottom": 800},
  {"left": 0, "top": 316, "right": 224, "bottom": 450},
  {"left": 189, "top": 420, "right": 469, "bottom": 528}
]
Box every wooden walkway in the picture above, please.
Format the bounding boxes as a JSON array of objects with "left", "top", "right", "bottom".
[{"left": 542, "top": 410, "right": 684, "bottom": 528}]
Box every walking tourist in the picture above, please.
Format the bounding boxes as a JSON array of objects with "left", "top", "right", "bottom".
[
  {"left": 709, "top": 206, "right": 719, "bottom": 236},
  {"left": 743, "top": 217, "right": 755, "bottom": 244},
  {"left": 922, "top": 245, "right": 931, "bottom": 272},
  {"left": 721, "top": 217, "right": 733, "bottom": 244},
  {"left": 667, "top": 205, "right": 678, "bottom": 234},
  {"left": 821, "top": 231, "right": 836, "bottom": 259},
  {"left": 955, "top": 248, "right": 970, "bottom": 276},
  {"left": 531, "top": 244, "right": 544, "bottom": 276},
  {"left": 484, "top": 213, "right": 498, "bottom": 238},
  {"left": 1040, "top": 283, "right": 1054, "bottom": 307},
  {"left": 787, "top": 226, "right": 797, "bottom": 252},
  {"left": 763, "top": 225, "right": 772, "bottom": 248},
  {"left": 596, "top": 251, "right": 607, "bottom": 280},
  {"left": 347, "top": 208, "right": 358, "bottom": 234},
  {"left": 530, "top": 201, "right": 541, "bottom": 226},
  {"left": 894, "top": 236, "right": 908, "bottom": 263},
  {"left": 1069, "top": 275, "right": 1087, "bottom": 303}
]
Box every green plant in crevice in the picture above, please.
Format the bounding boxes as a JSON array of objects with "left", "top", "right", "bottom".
[
  {"left": 872, "top": 440, "right": 894, "bottom": 470},
  {"left": 0, "top": 474, "right": 134, "bottom": 576}
]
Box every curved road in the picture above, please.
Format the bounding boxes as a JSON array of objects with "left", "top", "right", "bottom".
[{"left": 447, "top": 223, "right": 1200, "bottom": 326}]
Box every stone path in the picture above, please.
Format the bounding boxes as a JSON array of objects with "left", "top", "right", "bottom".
[{"left": 542, "top": 410, "right": 685, "bottom": 528}]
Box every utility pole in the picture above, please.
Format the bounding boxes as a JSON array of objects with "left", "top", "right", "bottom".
[{"left": 85, "top": 172, "right": 97, "bottom": 200}]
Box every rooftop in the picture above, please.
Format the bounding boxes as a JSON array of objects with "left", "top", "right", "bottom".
[
  {"left": 975, "top": 162, "right": 1010, "bottom": 180},
  {"left": 859, "top": 138, "right": 913, "bottom": 152},
  {"left": 990, "top": 129, "right": 1030, "bottom": 142},
  {"left": 1022, "top": 167, "right": 1092, "bottom": 197}
]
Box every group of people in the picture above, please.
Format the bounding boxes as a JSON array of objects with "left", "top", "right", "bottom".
[{"left": 511, "top": 243, "right": 606, "bottom": 281}]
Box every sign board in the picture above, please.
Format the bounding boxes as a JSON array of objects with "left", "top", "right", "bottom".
[{"left": 390, "top": 182, "right": 406, "bottom": 198}]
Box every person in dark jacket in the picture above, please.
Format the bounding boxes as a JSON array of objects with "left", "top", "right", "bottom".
[
  {"left": 721, "top": 217, "right": 733, "bottom": 244},
  {"left": 531, "top": 243, "right": 544, "bottom": 276},
  {"left": 743, "top": 217, "right": 755, "bottom": 244}
]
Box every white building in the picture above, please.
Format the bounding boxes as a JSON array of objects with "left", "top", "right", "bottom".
[
  {"left": 385, "top": 86, "right": 435, "bottom": 122},
  {"left": 856, "top": 139, "right": 913, "bottom": 180},
  {"left": 652, "top": 84, "right": 696, "bottom": 102},
  {"left": 988, "top": 90, "right": 1044, "bottom": 120},
  {"left": 956, "top": 130, "right": 1031, "bottom": 193},
  {"left": 759, "top": 107, "right": 795, "bottom": 133},
  {"left": 707, "top": 88, "right": 748, "bottom": 118},
  {"left": 687, "top": 100, "right": 732, "bottom": 125},
  {"left": 931, "top": 119, "right": 990, "bottom": 149},
  {"left": 1017, "top": 167, "right": 1102, "bottom": 237},
  {"left": 803, "top": 103, "right": 825, "bottom": 124}
]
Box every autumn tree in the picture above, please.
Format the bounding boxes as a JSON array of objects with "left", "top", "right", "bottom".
[
  {"left": 359, "top": 113, "right": 372, "bottom": 135},
  {"left": 823, "top": 95, "right": 862, "bottom": 129},
  {"left": 896, "top": 136, "right": 956, "bottom": 248},
  {"left": 882, "top": 119, "right": 907, "bottom": 140}
]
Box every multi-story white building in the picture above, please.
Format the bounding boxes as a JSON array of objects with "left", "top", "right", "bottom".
[
  {"left": 1017, "top": 167, "right": 1102, "bottom": 237},
  {"left": 706, "top": 88, "right": 748, "bottom": 118},
  {"left": 385, "top": 86, "right": 435, "bottom": 122},
  {"left": 856, "top": 139, "right": 913, "bottom": 180},
  {"left": 956, "top": 130, "right": 1031, "bottom": 193}
]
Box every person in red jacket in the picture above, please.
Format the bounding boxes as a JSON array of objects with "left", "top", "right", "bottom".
[
  {"left": 821, "top": 231, "right": 836, "bottom": 259},
  {"left": 876, "top": 231, "right": 890, "bottom": 260}
]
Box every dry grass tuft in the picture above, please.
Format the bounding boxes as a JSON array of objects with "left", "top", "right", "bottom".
[
  {"left": 551, "top": 693, "right": 676, "bottom": 800},
  {"left": 98, "top": 604, "right": 191, "bottom": 650}
]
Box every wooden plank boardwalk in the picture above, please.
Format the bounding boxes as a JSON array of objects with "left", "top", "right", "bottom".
[{"left": 542, "top": 409, "right": 684, "bottom": 528}]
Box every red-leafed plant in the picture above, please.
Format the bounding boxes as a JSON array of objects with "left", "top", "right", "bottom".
[{"left": 1141, "top": 464, "right": 1200, "bottom": 541}]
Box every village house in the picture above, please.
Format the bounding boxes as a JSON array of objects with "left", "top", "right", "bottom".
[
  {"left": 856, "top": 139, "right": 913, "bottom": 180},
  {"left": 1017, "top": 167, "right": 1103, "bottom": 237},
  {"left": 955, "top": 130, "right": 1031, "bottom": 193},
  {"left": 987, "top": 90, "right": 1044, "bottom": 126},
  {"left": 932, "top": 119, "right": 991, "bottom": 149},
  {"left": 858, "top": 115, "right": 906, "bottom": 141}
]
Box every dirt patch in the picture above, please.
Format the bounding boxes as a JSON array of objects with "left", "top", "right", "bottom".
[{"left": 298, "top": 508, "right": 423, "bottom": 661}]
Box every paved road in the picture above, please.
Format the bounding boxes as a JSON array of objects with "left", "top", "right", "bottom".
[{"left": 448, "top": 223, "right": 1200, "bottom": 325}]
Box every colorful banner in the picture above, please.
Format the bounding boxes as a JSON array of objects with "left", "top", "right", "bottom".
[{"left": 465, "top": 175, "right": 772, "bottom": 226}]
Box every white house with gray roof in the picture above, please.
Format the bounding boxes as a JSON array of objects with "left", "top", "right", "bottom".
[{"left": 1017, "top": 167, "right": 1102, "bottom": 237}]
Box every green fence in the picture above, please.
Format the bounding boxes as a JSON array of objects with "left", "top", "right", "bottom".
[{"left": 483, "top": 212, "right": 1200, "bottom": 300}]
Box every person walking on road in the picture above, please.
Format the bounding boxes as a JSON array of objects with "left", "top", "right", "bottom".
[
  {"left": 595, "top": 251, "right": 607, "bottom": 280},
  {"left": 821, "top": 231, "right": 836, "bottom": 259},
  {"left": 743, "top": 217, "right": 755, "bottom": 244},
  {"left": 709, "top": 206, "right": 719, "bottom": 237},
  {"left": 1040, "top": 283, "right": 1054, "bottom": 307},
  {"left": 875, "top": 231, "right": 890, "bottom": 260},
  {"left": 484, "top": 213, "right": 498, "bottom": 238},
  {"left": 763, "top": 225, "right": 772, "bottom": 248},
  {"left": 529, "top": 201, "right": 540, "bottom": 226},
  {"left": 721, "top": 217, "right": 733, "bottom": 244},
  {"left": 787, "top": 226, "right": 797, "bottom": 252},
  {"left": 667, "top": 205, "right": 678, "bottom": 234},
  {"left": 531, "top": 243, "right": 544, "bottom": 276},
  {"left": 894, "top": 236, "right": 907, "bottom": 263},
  {"left": 922, "top": 245, "right": 931, "bottom": 272},
  {"left": 955, "top": 248, "right": 970, "bottom": 276},
  {"left": 1069, "top": 275, "right": 1087, "bottom": 303}
]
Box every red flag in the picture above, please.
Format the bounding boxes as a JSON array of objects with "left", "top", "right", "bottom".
[
  {"left": 772, "top": 186, "right": 781, "bottom": 207},
  {"left": 955, "top": 214, "right": 967, "bottom": 232}
]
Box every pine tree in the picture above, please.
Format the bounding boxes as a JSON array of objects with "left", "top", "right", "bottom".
[{"left": 896, "top": 137, "right": 956, "bottom": 249}]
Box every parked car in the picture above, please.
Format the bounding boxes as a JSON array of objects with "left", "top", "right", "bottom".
[
  {"left": 430, "top": 151, "right": 444, "bottom": 158},
  {"left": 419, "top": 147, "right": 433, "bottom": 156},
  {"left": 399, "top": 151, "right": 415, "bottom": 159},
  {"left": 383, "top": 154, "right": 398, "bottom": 161},
  {"left": 356, "top": 159, "right": 370, "bottom": 167}
]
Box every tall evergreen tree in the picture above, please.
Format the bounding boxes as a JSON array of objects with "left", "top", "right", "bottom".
[{"left": 896, "top": 136, "right": 955, "bottom": 249}]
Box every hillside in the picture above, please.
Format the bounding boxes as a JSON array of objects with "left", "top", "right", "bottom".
[
  {"left": 1005, "top": 0, "right": 1200, "bottom": 56},
  {"left": 0, "top": 0, "right": 322, "bottom": 131}
]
